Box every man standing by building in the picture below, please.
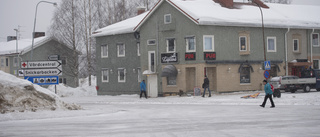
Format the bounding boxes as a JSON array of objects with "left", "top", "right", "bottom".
[
  {"left": 202, "top": 76, "right": 211, "bottom": 97},
  {"left": 260, "top": 80, "right": 275, "bottom": 108},
  {"left": 140, "top": 80, "right": 147, "bottom": 99}
]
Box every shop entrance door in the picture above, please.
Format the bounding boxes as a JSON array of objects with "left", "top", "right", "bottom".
[
  {"left": 147, "top": 75, "right": 158, "bottom": 97},
  {"left": 186, "top": 67, "right": 196, "bottom": 92}
]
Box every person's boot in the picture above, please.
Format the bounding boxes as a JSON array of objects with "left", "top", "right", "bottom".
[
  {"left": 260, "top": 105, "right": 265, "bottom": 108},
  {"left": 209, "top": 94, "right": 211, "bottom": 97}
]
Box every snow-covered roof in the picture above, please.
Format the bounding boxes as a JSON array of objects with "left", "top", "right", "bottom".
[
  {"left": 164, "top": 0, "right": 320, "bottom": 29},
  {"left": 91, "top": 12, "right": 149, "bottom": 37},
  {"left": 93, "top": 0, "right": 320, "bottom": 38},
  {"left": 0, "top": 37, "right": 51, "bottom": 56}
]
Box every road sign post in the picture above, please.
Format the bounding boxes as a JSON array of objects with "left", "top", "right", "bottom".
[{"left": 22, "top": 60, "right": 62, "bottom": 88}]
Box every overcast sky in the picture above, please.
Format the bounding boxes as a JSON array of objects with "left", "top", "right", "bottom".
[{"left": 0, "top": 0, "right": 319, "bottom": 42}]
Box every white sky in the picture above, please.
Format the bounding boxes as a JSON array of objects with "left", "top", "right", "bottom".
[{"left": 0, "top": 0, "right": 319, "bottom": 42}]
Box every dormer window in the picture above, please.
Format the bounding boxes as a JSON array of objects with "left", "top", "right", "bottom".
[{"left": 164, "top": 14, "right": 171, "bottom": 24}]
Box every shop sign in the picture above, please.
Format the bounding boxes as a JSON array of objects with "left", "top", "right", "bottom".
[
  {"left": 161, "top": 53, "right": 178, "bottom": 63},
  {"left": 185, "top": 53, "right": 196, "bottom": 61},
  {"left": 204, "top": 52, "right": 216, "bottom": 60}
]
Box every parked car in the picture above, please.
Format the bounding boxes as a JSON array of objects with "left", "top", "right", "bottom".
[{"left": 269, "top": 76, "right": 286, "bottom": 98}]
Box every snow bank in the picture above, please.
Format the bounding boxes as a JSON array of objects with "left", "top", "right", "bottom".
[
  {"left": 48, "top": 76, "right": 97, "bottom": 97},
  {"left": 0, "top": 71, "right": 81, "bottom": 114}
]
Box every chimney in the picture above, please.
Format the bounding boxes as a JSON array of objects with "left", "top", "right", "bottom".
[
  {"left": 33, "top": 32, "right": 45, "bottom": 38},
  {"left": 137, "top": 7, "right": 146, "bottom": 15},
  {"left": 214, "top": 0, "right": 234, "bottom": 8},
  {"left": 7, "top": 36, "right": 17, "bottom": 42}
]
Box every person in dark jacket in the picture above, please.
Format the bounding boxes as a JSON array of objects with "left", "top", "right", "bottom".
[
  {"left": 140, "top": 80, "right": 147, "bottom": 99},
  {"left": 202, "top": 75, "right": 211, "bottom": 97},
  {"left": 260, "top": 80, "right": 275, "bottom": 108}
]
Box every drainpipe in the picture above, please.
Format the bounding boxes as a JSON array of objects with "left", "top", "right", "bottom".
[
  {"left": 285, "top": 28, "right": 290, "bottom": 76},
  {"left": 310, "top": 28, "right": 315, "bottom": 68}
]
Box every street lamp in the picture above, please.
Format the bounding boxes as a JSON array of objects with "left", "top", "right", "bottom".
[
  {"left": 30, "top": 1, "right": 57, "bottom": 61},
  {"left": 249, "top": 0, "right": 266, "bottom": 61},
  {"left": 14, "top": 28, "right": 19, "bottom": 53}
]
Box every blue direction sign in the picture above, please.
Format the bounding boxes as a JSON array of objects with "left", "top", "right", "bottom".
[
  {"left": 264, "top": 70, "right": 270, "bottom": 80},
  {"left": 264, "top": 61, "right": 271, "bottom": 70},
  {"left": 24, "top": 76, "right": 59, "bottom": 85}
]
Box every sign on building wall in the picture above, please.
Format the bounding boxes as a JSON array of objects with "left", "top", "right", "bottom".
[
  {"left": 185, "top": 53, "right": 196, "bottom": 61},
  {"left": 161, "top": 53, "right": 178, "bottom": 63},
  {"left": 204, "top": 52, "right": 216, "bottom": 60}
]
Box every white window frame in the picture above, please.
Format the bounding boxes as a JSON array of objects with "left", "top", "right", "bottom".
[
  {"left": 186, "top": 36, "right": 196, "bottom": 52},
  {"left": 118, "top": 68, "right": 126, "bottom": 83},
  {"left": 137, "top": 42, "right": 140, "bottom": 56},
  {"left": 147, "top": 39, "right": 156, "bottom": 45},
  {"left": 164, "top": 14, "right": 171, "bottom": 24},
  {"left": 313, "top": 60, "right": 319, "bottom": 69},
  {"left": 148, "top": 51, "right": 156, "bottom": 73},
  {"left": 267, "top": 37, "right": 277, "bottom": 52},
  {"left": 101, "top": 68, "right": 109, "bottom": 82},
  {"left": 166, "top": 38, "right": 176, "bottom": 53},
  {"left": 137, "top": 68, "right": 141, "bottom": 82},
  {"left": 239, "top": 36, "right": 248, "bottom": 51},
  {"left": 293, "top": 39, "right": 299, "bottom": 52},
  {"left": 203, "top": 35, "right": 214, "bottom": 52},
  {"left": 117, "top": 43, "right": 125, "bottom": 57},
  {"left": 13, "top": 57, "right": 18, "bottom": 67},
  {"left": 312, "top": 33, "right": 319, "bottom": 47},
  {"left": 101, "top": 44, "right": 108, "bottom": 58}
]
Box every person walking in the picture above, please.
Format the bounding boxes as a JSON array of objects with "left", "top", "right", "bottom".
[
  {"left": 260, "top": 80, "right": 275, "bottom": 108},
  {"left": 202, "top": 75, "right": 211, "bottom": 97},
  {"left": 140, "top": 80, "right": 147, "bottom": 99}
]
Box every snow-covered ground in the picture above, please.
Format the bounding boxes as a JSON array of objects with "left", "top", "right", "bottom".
[{"left": 1, "top": 71, "right": 320, "bottom": 136}]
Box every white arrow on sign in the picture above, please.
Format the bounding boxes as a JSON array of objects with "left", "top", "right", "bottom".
[
  {"left": 24, "top": 68, "right": 62, "bottom": 76},
  {"left": 21, "top": 60, "right": 62, "bottom": 69}
]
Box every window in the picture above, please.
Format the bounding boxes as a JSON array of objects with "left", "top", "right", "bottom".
[
  {"left": 13, "top": 57, "right": 18, "bottom": 67},
  {"left": 0, "top": 58, "right": 4, "bottom": 67},
  {"left": 147, "top": 39, "right": 156, "bottom": 45},
  {"left": 137, "top": 42, "right": 140, "bottom": 56},
  {"left": 167, "top": 76, "right": 176, "bottom": 85},
  {"left": 149, "top": 51, "right": 155, "bottom": 72},
  {"left": 293, "top": 39, "right": 299, "bottom": 52},
  {"left": 118, "top": 68, "right": 126, "bottom": 82},
  {"left": 117, "top": 43, "right": 125, "bottom": 57},
  {"left": 101, "top": 44, "right": 108, "bottom": 58},
  {"left": 5, "top": 58, "right": 9, "bottom": 67},
  {"left": 312, "top": 33, "right": 319, "bottom": 47},
  {"left": 164, "top": 14, "right": 171, "bottom": 24},
  {"left": 240, "top": 67, "right": 250, "bottom": 84},
  {"left": 102, "top": 69, "right": 109, "bottom": 82},
  {"left": 267, "top": 37, "right": 276, "bottom": 52},
  {"left": 314, "top": 60, "right": 319, "bottom": 69},
  {"left": 186, "top": 36, "right": 196, "bottom": 52},
  {"left": 59, "top": 78, "right": 67, "bottom": 84},
  {"left": 239, "top": 36, "right": 247, "bottom": 51},
  {"left": 137, "top": 68, "right": 141, "bottom": 82},
  {"left": 61, "top": 57, "right": 67, "bottom": 65},
  {"left": 203, "top": 35, "right": 214, "bottom": 52},
  {"left": 166, "top": 38, "right": 175, "bottom": 52}
]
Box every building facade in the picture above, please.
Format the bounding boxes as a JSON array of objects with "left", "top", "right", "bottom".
[
  {"left": 94, "top": 0, "right": 320, "bottom": 97},
  {"left": 0, "top": 37, "right": 79, "bottom": 87}
]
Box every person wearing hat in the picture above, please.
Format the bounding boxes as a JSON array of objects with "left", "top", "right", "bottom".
[
  {"left": 260, "top": 80, "right": 275, "bottom": 108},
  {"left": 202, "top": 75, "right": 211, "bottom": 97}
]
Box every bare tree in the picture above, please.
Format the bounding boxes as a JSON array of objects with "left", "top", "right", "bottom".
[{"left": 49, "top": 0, "right": 159, "bottom": 87}]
